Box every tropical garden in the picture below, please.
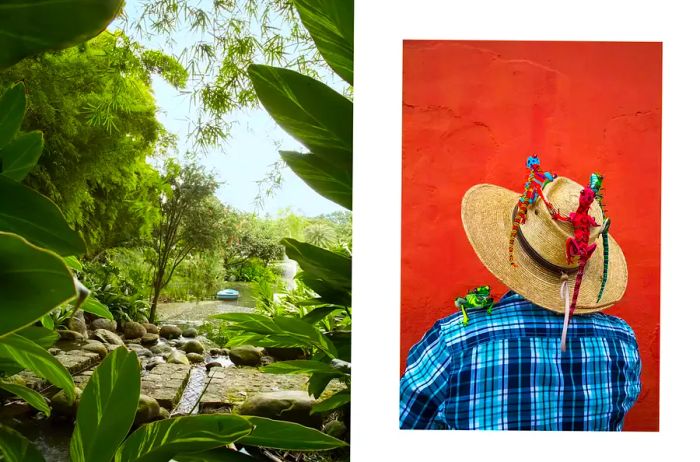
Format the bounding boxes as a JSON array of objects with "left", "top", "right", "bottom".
[{"left": 0, "top": 0, "right": 352, "bottom": 461}]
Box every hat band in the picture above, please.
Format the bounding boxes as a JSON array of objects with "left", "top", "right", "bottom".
[{"left": 512, "top": 204, "right": 577, "bottom": 275}]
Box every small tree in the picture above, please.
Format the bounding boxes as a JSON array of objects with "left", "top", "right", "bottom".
[{"left": 149, "top": 161, "right": 225, "bottom": 321}]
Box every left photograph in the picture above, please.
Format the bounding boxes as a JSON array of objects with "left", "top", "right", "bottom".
[{"left": 0, "top": 1, "right": 352, "bottom": 461}]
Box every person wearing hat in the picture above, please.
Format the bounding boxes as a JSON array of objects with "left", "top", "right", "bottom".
[{"left": 399, "top": 163, "right": 641, "bottom": 431}]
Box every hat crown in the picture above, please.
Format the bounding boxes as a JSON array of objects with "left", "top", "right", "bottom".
[{"left": 520, "top": 177, "right": 604, "bottom": 270}]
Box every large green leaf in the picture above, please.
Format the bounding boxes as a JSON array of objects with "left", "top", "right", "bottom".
[
  {"left": 0, "top": 83, "right": 25, "bottom": 149},
  {"left": 0, "top": 176, "right": 86, "bottom": 256},
  {"left": 311, "top": 389, "right": 350, "bottom": 414},
  {"left": 260, "top": 360, "right": 348, "bottom": 376},
  {"left": 0, "top": 0, "right": 124, "bottom": 70},
  {"left": 301, "top": 306, "right": 343, "bottom": 324},
  {"left": 248, "top": 65, "right": 352, "bottom": 167},
  {"left": 237, "top": 416, "right": 347, "bottom": 450},
  {"left": 0, "top": 381, "right": 51, "bottom": 415},
  {"left": 0, "top": 333, "right": 74, "bottom": 400},
  {"left": 307, "top": 373, "right": 334, "bottom": 399},
  {"left": 224, "top": 332, "right": 311, "bottom": 350},
  {"left": 115, "top": 414, "right": 252, "bottom": 462},
  {"left": 293, "top": 0, "right": 354, "bottom": 85},
  {"left": 0, "top": 232, "right": 75, "bottom": 337},
  {"left": 70, "top": 347, "right": 140, "bottom": 462},
  {"left": 298, "top": 272, "right": 351, "bottom": 307},
  {"left": 16, "top": 326, "right": 59, "bottom": 349},
  {"left": 282, "top": 239, "right": 351, "bottom": 292},
  {"left": 214, "top": 313, "right": 337, "bottom": 358},
  {"left": 0, "top": 424, "right": 45, "bottom": 462},
  {"left": 280, "top": 150, "right": 351, "bottom": 210},
  {"left": 80, "top": 296, "right": 113, "bottom": 320},
  {"left": 0, "top": 131, "right": 43, "bottom": 181}
]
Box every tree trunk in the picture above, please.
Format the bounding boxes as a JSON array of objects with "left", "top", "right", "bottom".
[{"left": 149, "top": 270, "right": 165, "bottom": 323}]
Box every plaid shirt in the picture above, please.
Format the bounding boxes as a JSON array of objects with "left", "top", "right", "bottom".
[{"left": 400, "top": 291, "right": 641, "bottom": 430}]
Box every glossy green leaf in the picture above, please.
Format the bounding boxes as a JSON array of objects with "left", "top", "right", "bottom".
[
  {"left": 0, "top": 381, "right": 51, "bottom": 415},
  {"left": 0, "top": 176, "right": 86, "bottom": 256},
  {"left": 224, "top": 332, "right": 309, "bottom": 350},
  {"left": 280, "top": 150, "right": 351, "bottom": 210},
  {"left": 0, "top": 131, "right": 43, "bottom": 181},
  {"left": 0, "top": 333, "right": 74, "bottom": 400},
  {"left": 237, "top": 416, "right": 347, "bottom": 450},
  {"left": 40, "top": 314, "right": 55, "bottom": 330},
  {"left": 301, "top": 306, "right": 343, "bottom": 324},
  {"left": 282, "top": 239, "right": 351, "bottom": 292},
  {"left": 174, "top": 448, "right": 259, "bottom": 461},
  {"left": 80, "top": 296, "right": 113, "bottom": 320},
  {"left": 0, "top": 424, "right": 45, "bottom": 462},
  {"left": 311, "top": 389, "right": 350, "bottom": 414},
  {"left": 115, "top": 414, "right": 252, "bottom": 462},
  {"left": 0, "top": 0, "right": 125, "bottom": 70},
  {"left": 70, "top": 347, "right": 140, "bottom": 462},
  {"left": 248, "top": 65, "right": 352, "bottom": 166},
  {"left": 307, "top": 373, "right": 334, "bottom": 399},
  {"left": 0, "top": 232, "right": 76, "bottom": 337},
  {"left": 261, "top": 360, "right": 348, "bottom": 376},
  {"left": 16, "top": 326, "right": 58, "bottom": 349},
  {"left": 0, "top": 83, "right": 25, "bottom": 149},
  {"left": 293, "top": 0, "right": 353, "bottom": 84},
  {"left": 63, "top": 256, "right": 83, "bottom": 271},
  {"left": 298, "top": 273, "right": 351, "bottom": 307},
  {"left": 215, "top": 313, "right": 337, "bottom": 358}
]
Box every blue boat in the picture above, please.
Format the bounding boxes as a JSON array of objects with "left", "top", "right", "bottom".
[{"left": 217, "top": 288, "right": 239, "bottom": 300}]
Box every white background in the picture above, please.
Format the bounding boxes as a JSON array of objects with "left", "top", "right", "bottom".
[{"left": 352, "top": 0, "right": 700, "bottom": 459}]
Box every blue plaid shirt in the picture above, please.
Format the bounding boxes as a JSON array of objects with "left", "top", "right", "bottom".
[{"left": 400, "top": 291, "right": 641, "bottom": 430}]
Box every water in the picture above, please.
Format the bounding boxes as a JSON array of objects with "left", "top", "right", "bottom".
[{"left": 170, "top": 366, "right": 208, "bottom": 416}]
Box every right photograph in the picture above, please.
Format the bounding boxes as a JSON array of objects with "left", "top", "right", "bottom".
[{"left": 399, "top": 40, "right": 661, "bottom": 431}]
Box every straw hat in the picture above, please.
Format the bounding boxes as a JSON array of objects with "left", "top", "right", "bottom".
[{"left": 461, "top": 176, "right": 627, "bottom": 314}]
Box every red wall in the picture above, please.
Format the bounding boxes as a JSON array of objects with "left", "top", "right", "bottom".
[{"left": 401, "top": 41, "right": 661, "bottom": 431}]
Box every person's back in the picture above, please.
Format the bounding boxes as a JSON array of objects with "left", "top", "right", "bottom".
[{"left": 400, "top": 291, "right": 641, "bottom": 430}]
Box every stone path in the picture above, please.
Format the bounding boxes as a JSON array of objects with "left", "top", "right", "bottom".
[
  {"left": 140, "top": 364, "right": 191, "bottom": 410},
  {"left": 20, "top": 350, "right": 100, "bottom": 391}
]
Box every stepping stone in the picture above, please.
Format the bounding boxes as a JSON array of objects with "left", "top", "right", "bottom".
[{"left": 140, "top": 363, "right": 191, "bottom": 410}]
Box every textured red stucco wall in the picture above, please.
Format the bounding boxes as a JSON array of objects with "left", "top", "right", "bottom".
[{"left": 400, "top": 41, "right": 661, "bottom": 431}]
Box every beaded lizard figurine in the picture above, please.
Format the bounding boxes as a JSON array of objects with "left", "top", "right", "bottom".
[
  {"left": 589, "top": 173, "right": 611, "bottom": 302},
  {"left": 454, "top": 285, "right": 494, "bottom": 326},
  {"left": 550, "top": 186, "right": 600, "bottom": 350},
  {"left": 508, "top": 154, "right": 557, "bottom": 267}
]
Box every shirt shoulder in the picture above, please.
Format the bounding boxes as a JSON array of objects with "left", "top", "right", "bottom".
[{"left": 434, "top": 291, "right": 638, "bottom": 354}]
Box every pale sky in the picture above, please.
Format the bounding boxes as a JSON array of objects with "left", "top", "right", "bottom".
[{"left": 119, "top": 1, "right": 346, "bottom": 218}]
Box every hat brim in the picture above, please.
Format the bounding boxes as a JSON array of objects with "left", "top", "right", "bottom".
[{"left": 461, "top": 184, "right": 628, "bottom": 314}]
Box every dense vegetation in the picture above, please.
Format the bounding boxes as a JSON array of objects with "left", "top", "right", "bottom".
[{"left": 0, "top": 0, "right": 352, "bottom": 460}]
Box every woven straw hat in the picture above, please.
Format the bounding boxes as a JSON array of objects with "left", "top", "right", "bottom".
[{"left": 461, "top": 176, "right": 628, "bottom": 314}]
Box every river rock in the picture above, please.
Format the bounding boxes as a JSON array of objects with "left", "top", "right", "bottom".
[
  {"left": 167, "top": 350, "right": 190, "bottom": 365},
  {"left": 142, "top": 323, "right": 159, "bottom": 334},
  {"left": 159, "top": 325, "right": 182, "bottom": 339},
  {"left": 91, "top": 318, "right": 117, "bottom": 332},
  {"left": 238, "top": 391, "right": 321, "bottom": 428},
  {"left": 182, "top": 327, "right": 198, "bottom": 338},
  {"left": 92, "top": 329, "right": 124, "bottom": 346},
  {"left": 150, "top": 344, "right": 172, "bottom": 355},
  {"left": 125, "top": 338, "right": 142, "bottom": 345},
  {"left": 141, "top": 333, "right": 160, "bottom": 346},
  {"left": 205, "top": 361, "right": 222, "bottom": 371},
  {"left": 145, "top": 356, "right": 166, "bottom": 370},
  {"left": 51, "top": 387, "right": 83, "bottom": 418},
  {"left": 58, "top": 330, "right": 84, "bottom": 342},
  {"left": 209, "top": 348, "right": 222, "bottom": 356},
  {"left": 323, "top": 420, "right": 347, "bottom": 439},
  {"left": 182, "top": 340, "right": 204, "bottom": 354},
  {"left": 228, "top": 345, "right": 263, "bottom": 366},
  {"left": 68, "top": 311, "right": 88, "bottom": 338},
  {"left": 186, "top": 353, "right": 204, "bottom": 363},
  {"left": 123, "top": 321, "right": 147, "bottom": 339},
  {"left": 81, "top": 342, "right": 108, "bottom": 359},
  {"left": 158, "top": 407, "right": 170, "bottom": 420},
  {"left": 106, "top": 344, "right": 121, "bottom": 352},
  {"left": 260, "top": 356, "right": 275, "bottom": 366},
  {"left": 48, "top": 347, "right": 61, "bottom": 356},
  {"left": 265, "top": 347, "right": 305, "bottom": 361},
  {"left": 134, "top": 394, "right": 161, "bottom": 425}
]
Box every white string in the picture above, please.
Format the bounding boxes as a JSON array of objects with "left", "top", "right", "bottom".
[{"left": 560, "top": 274, "right": 571, "bottom": 352}]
